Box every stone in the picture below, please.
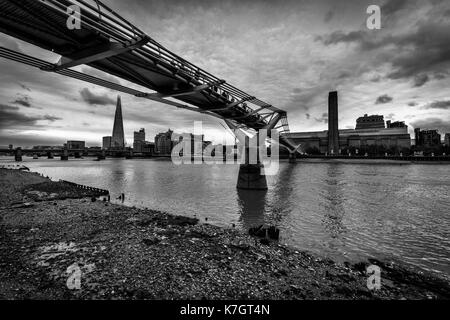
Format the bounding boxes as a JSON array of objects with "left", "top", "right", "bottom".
[{"left": 143, "top": 237, "right": 160, "bottom": 246}]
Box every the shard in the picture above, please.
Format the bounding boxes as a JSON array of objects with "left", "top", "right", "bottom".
[{"left": 111, "top": 95, "right": 125, "bottom": 149}]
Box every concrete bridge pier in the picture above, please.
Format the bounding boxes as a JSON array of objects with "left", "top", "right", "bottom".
[
  {"left": 236, "top": 134, "right": 268, "bottom": 191},
  {"left": 289, "top": 152, "right": 297, "bottom": 163},
  {"left": 47, "top": 152, "right": 54, "bottom": 159},
  {"left": 61, "top": 148, "right": 69, "bottom": 161},
  {"left": 237, "top": 162, "right": 268, "bottom": 190},
  {"left": 14, "top": 148, "right": 22, "bottom": 162}
]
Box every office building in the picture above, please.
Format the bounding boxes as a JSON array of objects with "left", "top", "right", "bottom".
[
  {"left": 133, "top": 128, "right": 146, "bottom": 153},
  {"left": 155, "top": 129, "right": 174, "bottom": 155},
  {"left": 386, "top": 120, "right": 407, "bottom": 128},
  {"left": 356, "top": 114, "right": 385, "bottom": 129},
  {"left": 102, "top": 136, "right": 112, "bottom": 150},
  {"left": 414, "top": 128, "right": 441, "bottom": 147}
]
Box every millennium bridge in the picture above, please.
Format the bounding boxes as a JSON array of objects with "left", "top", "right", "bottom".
[{"left": 0, "top": 0, "right": 301, "bottom": 189}]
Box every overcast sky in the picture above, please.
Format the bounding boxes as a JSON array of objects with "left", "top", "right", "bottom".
[{"left": 1, "top": 0, "right": 450, "bottom": 147}]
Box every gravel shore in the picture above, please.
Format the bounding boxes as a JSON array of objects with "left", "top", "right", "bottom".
[{"left": 0, "top": 168, "right": 449, "bottom": 300}]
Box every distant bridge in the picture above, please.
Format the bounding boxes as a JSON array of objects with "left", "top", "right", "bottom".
[{"left": 0, "top": 0, "right": 301, "bottom": 189}]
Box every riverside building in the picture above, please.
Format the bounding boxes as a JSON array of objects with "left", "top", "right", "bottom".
[{"left": 287, "top": 92, "right": 411, "bottom": 154}]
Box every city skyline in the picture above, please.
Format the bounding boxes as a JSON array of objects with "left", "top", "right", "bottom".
[{"left": 1, "top": 0, "right": 450, "bottom": 147}]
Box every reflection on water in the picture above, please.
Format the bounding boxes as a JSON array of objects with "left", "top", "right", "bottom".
[
  {"left": 323, "top": 165, "right": 347, "bottom": 239},
  {"left": 2, "top": 156, "right": 449, "bottom": 277},
  {"left": 237, "top": 189, "right": 267, "bottom": 229}
]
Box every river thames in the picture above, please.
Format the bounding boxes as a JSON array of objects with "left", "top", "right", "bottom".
[{"left": 2, "top": 157, "right": 449, "bottom": 278}]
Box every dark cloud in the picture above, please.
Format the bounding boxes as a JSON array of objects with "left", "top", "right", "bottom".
[
  {"left": 305, "top": 113, "right": 311, "bottom": 120},
  {"left": 324, "top": 10, "right": 334, "bottom": 23},
  {"left": 43, "top": 115, "right": 62, "bottom": 122},
  {"left": 434, "top": 73, "right": 447, "bottom": 80},
  {"left": 316, "top": 18, "right": 450, "bottom": 84},
  {"left": 387, "top": 22, "right": 450, "bottom": 81},
  {"left": 386, "top": 113, "right": 395, "bottom": 120},
  {"left": 0, "top": 104, "right": 60, "bottom": 130},
  {"left": 410, "top": 118, "right": 450, "bottom": 134},
  {"left": 375, "top": 94, "right": 393, "bottom": 104},
  {"left": 337, "top": 71, "right": 351, "bottom": 80},
  {"left": 80, "top": 88, "right": 116, "bottom": 106},
  {"left": 11, "top": 95, "right": 31, "bottom": 108},
  {"left": 19, "top": 83, "right": 31, "bottom": 92},
  {"left": 315, "top": 113, "right": 328, "bottom": 124},
  {"left": 408, "top": 102, "right": 418, "bottom": 107},
  {"left": 315, "top": 30, "right": 367, "bottom": 47},
  {"left": 413, "top": 74, "right": 429, "bottom": 87},
  {"left": 423, "top": 100, "right": 450, "bottom": 110},
  {"left": 370, "top": 75, "right": 381, "bottom": 82},
  {"left": 381, "top": 0, "right": 410, "bottom": 17}
]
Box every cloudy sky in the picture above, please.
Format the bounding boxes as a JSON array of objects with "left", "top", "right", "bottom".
[{"left": 1, "top": 0, "right": 450, "bottom": 147}]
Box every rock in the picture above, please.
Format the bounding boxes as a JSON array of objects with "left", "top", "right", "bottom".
[
  {"left": 186, "top": 230, "right": 215, "bottom": 239},
  {"left": 353, "top": 262, "right": 368, "bottom": 274},
  {"left": 166, "top": 215, "right": 198, "bottom": 226},
  {"left": 230, "top": 243, "right": 250, "bottom": 251},
  {"left": 267, "top": 226, "right": 280, "bottom": 240},
  {"left": 11, "top": 202, "right": 34, "bottom": 209},
  {"left": 249, "top": 225, "right": 280, "bottom": 241},
  {"left": 143, "top": 237, "right": 160, "bottom": 246},
  {"left": 249, "top": 225, "right": 265, "bottom": 237},
  {"left": 126, "top": 217, "right": 140, "bottom": 224},
  {"left": 290, "top": 285, "right": 302, "bottom": 293}
]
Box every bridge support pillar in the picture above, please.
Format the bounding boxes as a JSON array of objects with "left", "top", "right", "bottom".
[
  {"left": 224, "top": 121, "right": 269, "bottom": 190},
  {"left": 14, "top": 148, "right": 22, "bottom": 162},
  {"left": 61, "top": 148, "right": 69, "bottom": 161},
  {"left": 237, "top": 163, "right": 268, "bottom": 190},
  {"left": 236, "top": 135, "right": 268, "bottom": 191},
  {"left": 289, "top": 152, "right": 297, "bottom": 163},
  {"left": 47, "top": 152, "right": 54, "bottom": 159}
]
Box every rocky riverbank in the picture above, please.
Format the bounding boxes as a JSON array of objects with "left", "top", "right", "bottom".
[{"left": 0, "top": 168, "right": 449, "bottom": 300}]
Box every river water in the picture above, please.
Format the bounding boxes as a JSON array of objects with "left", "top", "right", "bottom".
[{"left": 2, "top": 157, "right": 449, "bottom": 277}]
